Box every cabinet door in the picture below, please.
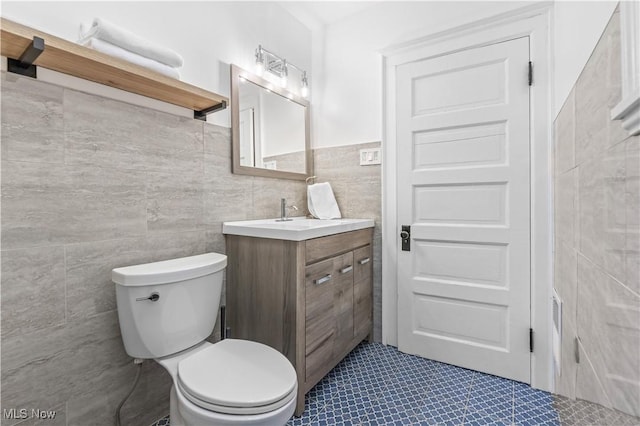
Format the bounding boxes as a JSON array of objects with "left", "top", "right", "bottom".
[
  {"left": 333, "top": 251, "right": 354, "bottom": 351},
  {"left": 305, "top": 257, "right": 336, "bottom": 380},
  {"left": 353, "top": 245, "right": 373, "bottom": 337}
]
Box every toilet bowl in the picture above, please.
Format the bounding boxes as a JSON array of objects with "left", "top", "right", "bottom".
[{"left": 112, "top": 253, "right": 297, "bottom": 426}]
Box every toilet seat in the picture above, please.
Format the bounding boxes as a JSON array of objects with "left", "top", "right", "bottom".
[{"left": 177, "top": 339, "right": 298, "bottom": 415}]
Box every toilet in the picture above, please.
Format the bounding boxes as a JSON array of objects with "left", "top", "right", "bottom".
[{"left": 112, "top": 253, "right": 297, "bottom": 426}]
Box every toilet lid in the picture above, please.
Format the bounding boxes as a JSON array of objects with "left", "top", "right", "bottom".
[{"left": 177, "top": 339, "right": 297, "bottom": 414}]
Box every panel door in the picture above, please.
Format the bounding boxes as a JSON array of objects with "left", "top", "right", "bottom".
[{"left": 396, "top": 37, "right": 531, "bottom": 382}]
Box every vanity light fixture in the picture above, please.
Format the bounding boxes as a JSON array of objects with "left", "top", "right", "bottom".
[{"left": 254, "top": 45, "right": 309, "bottom": 97}]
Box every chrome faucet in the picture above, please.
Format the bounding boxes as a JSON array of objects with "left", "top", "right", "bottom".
[{"left": 277, "top": 198, "right": 298, "bottom": 222}]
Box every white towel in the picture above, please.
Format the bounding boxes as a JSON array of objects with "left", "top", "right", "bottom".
[
  {"left": 82, "top": 38, "right": 181, "bottom": 80},
  {"left": 79, "top": 18, "right": 184, "bottom": 68},
  {"left": 307, "top": 182, "right": 342, "bottom": 220}
]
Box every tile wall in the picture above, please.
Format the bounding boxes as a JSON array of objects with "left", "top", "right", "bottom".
[
  {"left": 0, "top": 72, "right": 383, "bottom": 424},
  {"left": 0, "top": 72, "right": 306, "bottom": 426},
  {"left": 553, "top": 7, "right": 640, "bottom": 418},
  {"left": 313, "top": 142, "right": 382, "bottom": 341}
]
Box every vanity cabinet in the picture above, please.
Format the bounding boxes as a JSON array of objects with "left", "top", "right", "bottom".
[{"left": 226, "top": 228, "right": 373, "bottom": 416}]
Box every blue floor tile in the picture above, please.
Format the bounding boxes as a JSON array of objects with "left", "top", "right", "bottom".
[
  {"left": 463, "top": 408, "right": 511, "bottom": 426},
  {"left": 514, "top": 380, "right": 555, "bottom": 410},
  {"left": 414, "top": 397, "right": 467, "bottom": 425},
  {"left": 152, "top": 342, "right": 565, "bottom": 426},
  {"left": 514, "top": 398, "right": 560, "bottom": 425}
]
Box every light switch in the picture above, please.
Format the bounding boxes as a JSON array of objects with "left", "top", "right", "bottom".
[{"left": 360, "top": 148, "right": 381, "bottom": 166}]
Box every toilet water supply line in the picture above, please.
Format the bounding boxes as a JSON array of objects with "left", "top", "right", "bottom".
[{"left": 115, "top": 358, "right": 144, "bottom": 426}]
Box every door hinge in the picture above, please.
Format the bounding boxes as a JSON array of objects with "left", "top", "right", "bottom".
[
  {"left": 528, "top": 61, "right": 533, "bottom": 86},
  {"left": 529, "top": 328, "right": 534, "bottom": 352}
]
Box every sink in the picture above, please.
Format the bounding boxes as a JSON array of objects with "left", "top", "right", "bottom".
[{"left": 222, "top": 217, "right": 375, "bottom": 241}]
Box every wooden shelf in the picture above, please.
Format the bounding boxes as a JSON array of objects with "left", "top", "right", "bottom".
[{"left": 1, "top": 18, "right": 227, "bottom": 117}]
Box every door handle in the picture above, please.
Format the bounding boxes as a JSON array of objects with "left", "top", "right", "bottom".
[
  {"left": 400, "top": 225, "right": 411, "bottom": 251},
  {"left": 358, "top": 257, "right": 370, "bottom": 265},
  {"left": 314, "top": 274, "right": 332, "bottom": 285}
]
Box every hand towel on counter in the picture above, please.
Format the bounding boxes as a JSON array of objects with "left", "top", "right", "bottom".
[
  {"left": 82, "top": 38, "right": 181, "bottom": 80},
  {"left": 79, "top": 18, "right": 183, "bottom": 68},
  {"left": 307, "top": 182, "right": 342, "bottom": 220}
]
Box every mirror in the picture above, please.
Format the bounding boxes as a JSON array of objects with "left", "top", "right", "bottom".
[{"left": 231, "top": 64, "right": 312, "bottom": 180}]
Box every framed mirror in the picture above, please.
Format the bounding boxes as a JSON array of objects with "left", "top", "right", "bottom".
[{"left": 230, "top": 64, "right": 312, "bottom": 180}]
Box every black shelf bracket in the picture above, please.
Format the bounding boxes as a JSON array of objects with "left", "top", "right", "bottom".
[
  {"left": 194, "top": 100, "right": 227, "bottom": 121},
  {"left": 8, "top": 36, "right": 45, "bottom": 79}
]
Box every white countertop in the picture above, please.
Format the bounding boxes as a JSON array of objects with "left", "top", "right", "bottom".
[{"left": 222, "top": 217, "right": 375, "bottom": 241}]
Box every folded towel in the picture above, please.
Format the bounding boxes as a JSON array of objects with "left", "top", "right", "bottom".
[
  {"left": 79, "top": 18, "right": 183, "bottom": 68},
  {"left": 82, "top": 38, "right": 181, "bottom": 80},
  {"left": 308, "top": 182, "right": 342, "bottom": 220}
]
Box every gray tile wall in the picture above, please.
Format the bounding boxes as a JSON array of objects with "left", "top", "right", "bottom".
[
  {"left": 553, "top": 8, "right": 640, "bottom": 418},
  {"left": 313, "top": 142, "right": 382, "bottom": 341},
  {"left": 1, "top": 72, "right": 382, "bottom": 425},
  {"left": 0, "top": 72, "right": 306, "bottom": 426}
]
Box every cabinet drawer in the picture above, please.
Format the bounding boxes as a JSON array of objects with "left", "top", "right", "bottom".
[
  {"left": 306, "top": 229, "right": 371, "bottom": 264},
  {"left": 353, "top": 245, "right": 372, "bottom": 283}
]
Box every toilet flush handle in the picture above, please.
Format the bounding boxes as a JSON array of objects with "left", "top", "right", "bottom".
[{"left": 136, "top": 292, "right": 160, "bottom": 302}]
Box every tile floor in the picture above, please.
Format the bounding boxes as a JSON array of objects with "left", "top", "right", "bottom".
[
  {"left": 553, "top": 396, "right": 639, "bottom": 426},
  {"left": 150, "top": 342, "right": 639, "bottom": 426}
]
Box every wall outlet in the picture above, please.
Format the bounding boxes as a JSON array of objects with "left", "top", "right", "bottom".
[{"left": 360, "top": 148, "right": 381, "bottom": 165}]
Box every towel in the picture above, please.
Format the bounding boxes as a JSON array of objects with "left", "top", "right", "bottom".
[
  {"left": 82, "top": 38, "right": 181, "bottom": 80},
  {"left": 79, "top": 18, "right": 183, "bottom": 68},
  {"left": 307, "top": 182, "right": 342, "bottom": 220}
]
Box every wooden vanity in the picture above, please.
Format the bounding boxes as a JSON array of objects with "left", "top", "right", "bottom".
[{"left": 225, "top": 224, "right": 374, "bottom": 416}]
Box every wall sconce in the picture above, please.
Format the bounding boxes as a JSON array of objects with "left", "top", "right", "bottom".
[{"left": 254, "top": 45, "right": 309, "bottom": 98}]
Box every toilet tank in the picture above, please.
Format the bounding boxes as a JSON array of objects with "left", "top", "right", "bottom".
[{"left": 112, "top": 253, "right": 227, "bottom": 359}]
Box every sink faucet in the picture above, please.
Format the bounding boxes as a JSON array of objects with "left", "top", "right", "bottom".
[{"left": 277, "top": 198, "right": 298, "bottom": 222}]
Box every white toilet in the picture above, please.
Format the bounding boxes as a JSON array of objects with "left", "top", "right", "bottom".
[{"left": 112, "top": 253, "right": 297, "bottom": 426}]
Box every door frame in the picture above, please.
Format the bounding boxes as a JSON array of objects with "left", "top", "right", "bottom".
[{"left": 381, "top": 3, "right": 553, "bottom": 391}]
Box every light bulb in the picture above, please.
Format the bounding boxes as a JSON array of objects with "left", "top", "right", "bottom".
[
  {"left": 255, "top": 46, "right": 265, "bottom": 76},
  {"left": 280, "top": 60, "right": 288, "bottom": 88},
  {"left": 300, "top": 72, "right": 309, "bottom": 98}
]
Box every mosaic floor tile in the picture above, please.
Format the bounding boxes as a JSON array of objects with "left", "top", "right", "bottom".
[
  {"left": 553, "top": 395, "right": 640, "bottom": 426},
  {"left": 363, "top": 400, "right": 420, "bottom": 425},
  {"left": 463, "top": 408, "right": 512, "bottom": 426},
  {"left": 428, "top": 376, "right": 473, "bottom": 405},
  {"left": 151, "top": 342, "right": 640, "bottom": 426},
  {"left": 466, "top": 391, "right": 514, "bottom": 424},
  {"left": 380, "top": 380, "right": 430, "bottom": 412},
  {"left": 471, "top": 373, "right": 515, "bottom": 399},
  {"left": 514, "top": 399, "right": 560, "bottom": 425},
  {"left": 414, "top": 397, "right": 467, "bottom": 425},
  {"left": 514, "top": 380, "right": 554, "bottom": 409}
]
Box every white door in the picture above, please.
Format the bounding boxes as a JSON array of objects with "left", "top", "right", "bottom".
[{"left": 396, "top": 37, "right": 531, "bottom": 383}]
